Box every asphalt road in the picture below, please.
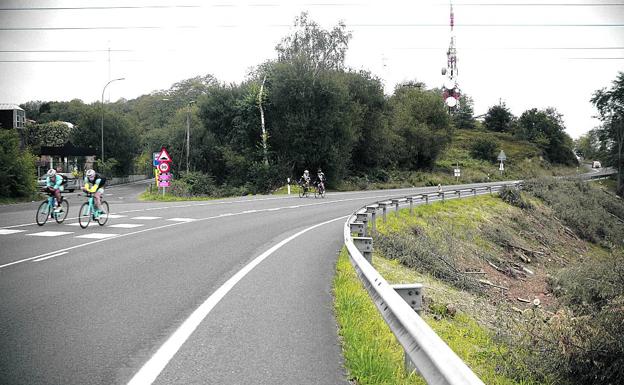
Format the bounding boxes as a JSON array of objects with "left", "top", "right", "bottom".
[{"left": 0, "top": 179, "right": 514, "bottom": 384}]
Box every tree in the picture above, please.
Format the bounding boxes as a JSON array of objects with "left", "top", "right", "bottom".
[
  {"left": 516, "top": 108, "right": 578, "bottom": 166},
  {"left": 275, "top": 12, "right": 352, "bottom": 79},
  {"left": 484, "top": 102, "right": 514, "bottom": 132},
  {"left": 387, "top": 83, "right": 451, "bottom": 169},
  {"left": 591, "top": 71, "right": 624, "bottom": 196},
  {"left": 453, "top": 94, "right": 476, "bottom": 129},
  {"left": 0, "top": 130, "right": 37, "bottom": 198},
  {"left": 575, "top": 129, "right": 607, "bottom": 161},
  {"left": 470, "top": 137, "right": 498, "bottom": 162},
  {"left": 25, "top": 121, "right": 73, "bottom": 152}
]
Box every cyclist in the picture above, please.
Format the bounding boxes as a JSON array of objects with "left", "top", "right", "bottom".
[
  {"left": 83, "top": 169, "right": 107, "bottom": 219},
  {"left": 299, "top": 169, "right": 311, "bottom": 189},
  {"left": 45, "top": 169, "right": 64, "bottom": 213},
  {"left": 316, "top": 168, "right": 326, "bottom": 193}
]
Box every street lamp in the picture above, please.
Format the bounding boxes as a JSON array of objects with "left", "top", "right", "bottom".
[
  {"left": 186, "top": 100, "right": 195, "bottom": 173},
  {"left": 101, "top": 77, "right": 125, "bottom": 163}
]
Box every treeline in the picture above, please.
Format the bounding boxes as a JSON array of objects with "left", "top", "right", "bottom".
[{"left": 14, "top": 13, "right": 595, "bottom": 197}]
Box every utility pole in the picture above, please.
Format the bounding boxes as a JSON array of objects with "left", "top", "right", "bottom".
[
  {"left": 186, "top": 100, "right": 195, "bottom": 173},
  {"left": 259, "top": 75, "right": 268, "bottom": 166},
  {"left": 101, "top": 77, "right": 124, "bottom": 163}
]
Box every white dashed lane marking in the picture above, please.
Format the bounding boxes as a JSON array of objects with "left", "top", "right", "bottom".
[
  {"left": 132, "top": 216, "right": 162, "bottom": 220},
  {"left": 106, "top": 214, "right": 127, "bottom": 219},
  {"left": 26, "top": 231, "right": 74, "bottom": 237},
  {"left": 167, "top": 218, "right": 196, "bottom": 222},
  {"left": 0, "top": 229, "right": 26, "bottom": 235},
  {"left": 109, "top": 224, "right": 144, "bottom": 229},
  {"left": 75, "top": 233, "right": 119, "bottom": 239}
]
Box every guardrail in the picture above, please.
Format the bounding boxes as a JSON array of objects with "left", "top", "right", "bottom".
[{"left": 344, "top": 183, "right": 519, "bottom": 385}]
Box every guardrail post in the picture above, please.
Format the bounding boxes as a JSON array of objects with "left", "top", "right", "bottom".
[
  {"left": 392, "top": 283, "right": 424, "bottom": 374},
  {"left": 457, "top": 190, "right": 461, "bottom": 198},
  {"left": 472, "top": 188, "right": 477, "bottom": 197},
  {"left": 366, "top": 205, "right": 377, "bottom": 234},
  {"left": 356, "top": 212, "right": 369, "bottom": 237},
  {"left": 349, "top": 222, "right": 366, "bottom": 237},
  {"left": 392, "top": 199, "right": 400, "bottom": 217},
  {"left": 407, "top": 197, "right": 413, "bottom": 215},
  {"left": 353, "top": 237, "right": 373, "bottom": 263},
  {"left": 381, "top": 203, "right": 388, "bottom": 223},
  {"left": 488, "top": 186, "right": 492, "bottom": 195},
  {"left": 425, "top": 195, "right": 429, "bottom": 204},
  {"left": 440, "top": 192, "right": 445, "bottom": 203}
]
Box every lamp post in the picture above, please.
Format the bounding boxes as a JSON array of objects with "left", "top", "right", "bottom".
[
  {"left": 101, "top": 77, "right": 125, "bottom": 163},
  {"left": 186, "top": 100, "right": 195, "bottom": 173}
]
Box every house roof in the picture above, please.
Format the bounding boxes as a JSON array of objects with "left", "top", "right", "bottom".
[
  {"left": 0, "top": 104, "right": 24, "bottom": 111},
  {"left": 39, "top": 141, "right": 96, "bottom": 156}
]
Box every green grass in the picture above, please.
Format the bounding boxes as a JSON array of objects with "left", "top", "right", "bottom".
[
  {"left": 334, "top": 248, "right": 539, "bottom": 385},
  {"left": 139, "top": 191, "right": 218, "bottom": 202},
  {"left": 0, "top": 193, "right": 44, "bottom": 205}
]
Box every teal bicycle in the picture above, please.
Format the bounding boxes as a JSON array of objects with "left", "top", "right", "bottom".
[
  {"left": 36, "top": 191, "right": 69, "bottom": 226},
  {"left": 78, "top": 192, "right": 110, "bottom": 228}
]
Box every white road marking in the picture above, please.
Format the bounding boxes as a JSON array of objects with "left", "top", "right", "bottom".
[
  {"left": 106, "top": 214, "right": 127, "bottom": 219},
  {"left": 241, "top": 210, "right": 257, "bottom": 214},
  {"left": 167, "top": 218, "right": 196, "bottom": 222},
  {"left": 0, "top": 229, "right": 25, "bottom": 235},
  {"left": 75, "top": 233, "right": 119, "bottom": 239},
  {"left": 33, "top": 252, "right": 68, "bottom": 262},
  {"left": 132, "top": 216, "right": 162, "bottom": 220},
  {"left": 126, "top": 215, "right": 347, "bottom": 385},
  {"left": 109, "top": 224, "right": 144, "bottom": 229},
  {"left": 26, "top": 231, "right": 73, "bottom": 237},
  {"left": 65, "top": 222, "right": 83, "bottom": 226}
]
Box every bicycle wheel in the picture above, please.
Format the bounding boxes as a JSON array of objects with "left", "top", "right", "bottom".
[
  {"left": 298, "top": 186, "right": 304, "bottom": 198},
  {"left": 97, "top": 201, "right": 110, "bottom": 226},
  {"left": 54, "top": 199, "right": 70, "bottom": 224},
  {"left": 78, "top": 202, "right": 91, "bottom": 229},
  {"left": 36, "top": 201, "right": 49, "bottom": 226},
  {"left": 314, "top": 187, "right": 319, "bottom": 198}
]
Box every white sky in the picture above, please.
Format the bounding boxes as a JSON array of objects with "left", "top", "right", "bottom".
[{"left": 0, "top": 0, "right": 622, "bottom": 138}]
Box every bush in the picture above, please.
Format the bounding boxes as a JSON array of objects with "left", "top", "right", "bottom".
[
  {"left": 0, "top": 130, "right": 37, "bottom": 198},
  {"left": 469, "top": 137, "right": 498, "bottom": 162},
  {"left": 499, "top": 186, "right": 533, "bottom": 210}
]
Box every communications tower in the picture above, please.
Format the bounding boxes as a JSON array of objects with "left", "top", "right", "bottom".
[{"left": 442, "top": 1, "right": 460, "bottom": 110}]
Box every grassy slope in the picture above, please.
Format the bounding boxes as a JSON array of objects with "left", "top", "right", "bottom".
[{"left": 334, "top": 193, "right": 616, "bottom": 385}]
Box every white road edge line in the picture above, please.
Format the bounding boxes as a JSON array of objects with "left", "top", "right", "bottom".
[
  {"left": 126, "top": 215, "right": 347, "bottom": 385},
  {"left": 33, "top": 251, "right": 68, "bottom": 262}
]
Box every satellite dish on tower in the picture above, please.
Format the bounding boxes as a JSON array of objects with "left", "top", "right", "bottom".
[
  {"left": 445, "top": 97, "right": 458, "bottom": 107},
  {"left": 441, "top": 67, "right": 447, "bottom": 75}
]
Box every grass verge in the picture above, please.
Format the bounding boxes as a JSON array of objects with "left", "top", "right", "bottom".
[
  {"left": 138, "top": 191, "right": 218, "bottom": 202},
  {"left": 0, "top": 193, "right": 44, "bottom": 205},
  {"left": 334, "top": 248, "right": 535, "bottom": 385}
]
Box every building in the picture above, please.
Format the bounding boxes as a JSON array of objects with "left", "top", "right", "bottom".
[
  {"left": 0, "top": 104, "right": 26, "bottom": 130},
  {"left": 37, "top": 141, "right": 96, "bottom": 177}
]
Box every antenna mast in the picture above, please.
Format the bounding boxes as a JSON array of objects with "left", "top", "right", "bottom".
[{"left": 442, "top": 1, "right": 460, "bottom": 110}]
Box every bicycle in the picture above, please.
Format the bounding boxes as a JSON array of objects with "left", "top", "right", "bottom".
[
  {"left": 314, "top": 181, "right": 326, "bottom": 199},
  {"left": 78, "top": 192, "right": 110, "bottom": 228},
  {"left": 36, "top": 191, "right": 69, "bottom": 226},
  {"left": 298, "top": 181, "right": 310, "bottom": 198}
]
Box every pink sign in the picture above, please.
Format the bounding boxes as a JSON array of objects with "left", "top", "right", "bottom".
[
  {"left": 159, "top": 181, "right": 170, "bottom": 187},
  {"left": 159, "top": 173, "right": 171, "bottom": 181}
]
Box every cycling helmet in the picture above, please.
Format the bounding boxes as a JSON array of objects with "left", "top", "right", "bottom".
[
  {"left": 304, "top": 170, "right": 309, "bottom": 174},
  {"left": 317, "top": 168, "right": 322, "bottom": 173},
  {"left": 86, "top": 169, "right": 96, "bottom": 179},
  {"left": 47, "top": 169, "right": 57, "bottom": 177}
]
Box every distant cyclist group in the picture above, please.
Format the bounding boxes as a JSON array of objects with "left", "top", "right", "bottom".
[
  {"left": 37, "top": 168, "right": 109, "bottom": 227},
  {"left": 298, "top": 168, "right": 326, "bottom": 198}
]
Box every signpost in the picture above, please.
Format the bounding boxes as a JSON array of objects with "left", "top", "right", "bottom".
[
  {"left": 154, "top": 147, "right": 173, "bottom": 196},
  {"left": 497, "top": 150, "right": 507, "bottom": 175}
]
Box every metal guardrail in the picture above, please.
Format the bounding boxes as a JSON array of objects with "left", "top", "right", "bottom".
[{"left": 344, "top": 183, "right": 519, "bottom": 385}]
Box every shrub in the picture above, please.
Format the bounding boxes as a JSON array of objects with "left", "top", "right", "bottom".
[
  {"left": 499, "top": 186, "right": 533, "bottom": 210},
  {"left": 470, "top": 137, "right": 498, "bottom": 162},
  {"left": 0, "top": 130, "right": 37, "bottom": 198}
]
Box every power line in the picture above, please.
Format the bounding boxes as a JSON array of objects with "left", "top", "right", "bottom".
[
  {"left": 0, "top": 5, "right": 201, "bottom": 11},
  {"left": 0, "top": 26, "right": 199, "bottom": 31}
]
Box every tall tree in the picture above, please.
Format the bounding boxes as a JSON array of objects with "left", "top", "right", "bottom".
[
  {"left": 516, "top": 108, "right": 577, "bottom": 165},
  {"left": 453, "top": 94, "right": 476, "bottom": 129},
  {"left": 591, "top": 71, "right": 624, "bottom": 196},
  {"left": 484, "top": 102, "right": 514, "bottom": 133},
  {"left": 275, "top": 12, "right": 352, "bottom": 79}
]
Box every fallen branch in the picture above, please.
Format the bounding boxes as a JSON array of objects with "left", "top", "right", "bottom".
[
  {"left": 479, "top": 279, "right": 509, "bottom": 291},
  {"left": 517, "top": 297, "right": 531, "bottom": 303}
]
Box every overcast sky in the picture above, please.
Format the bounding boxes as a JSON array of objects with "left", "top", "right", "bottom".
[{"left": 1, "top": 0, "right": 622, "bottom": 138}]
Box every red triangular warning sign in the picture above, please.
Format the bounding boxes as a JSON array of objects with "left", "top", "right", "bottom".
[{"left": 158, "top": 147, "right": 172, "bottom": 163}]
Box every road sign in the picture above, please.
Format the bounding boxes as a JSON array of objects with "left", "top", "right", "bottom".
[
  {"left": 499, "top": 161, "right": 504, "bottom": 171},
  {"left": 157, "top": 147, "right": 172, "bottom": 163},
  {"left": 454, "top": 168, "right": 460, "bottom": 177},
  {"left": 497, "top": 150, "right": 507, "bottom": 162},
  {"left": 158, "top": 162, "right": 170, "bottom": 173},
  {"left": 152, "top": 152, "right": 161, "bottom": 167},
  {"left": 158, "top": 181, "right": 170, "bottom": 187},
  {"left": 159, "top": 173, "right": 171, "bottom": 181}
]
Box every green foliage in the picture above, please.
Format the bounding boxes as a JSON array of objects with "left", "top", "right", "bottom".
[
  {"left": 453, "top": 95, "right": 476, "bottom": 130},
  {"left": 515, "top": 108, "right": 577, "bottom": 166},
  {"left": 484, "top": 103, "right": 514, "bottom": 133},
  {"left": 523, "top": 178, "right": 624, "bottom": 247},
  {"left": 469, "top": 137, "right": 498, "bottom": 162},
  {"left": 25, "top": 121, "right": 73, "bottom": 152},
  {"left": 499, "top": 186, "right": 533, "bottom": 210},
  {"left": 591, "top": 71, "right": 624, "bottom": 196},
  {"left": 0, "top": 130, "right": 37, "bottom": 198}
]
